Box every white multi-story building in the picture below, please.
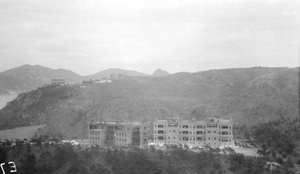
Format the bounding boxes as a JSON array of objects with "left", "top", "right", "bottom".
[{"left": 153, "top": 118, "right": 233, "bottom": 148}]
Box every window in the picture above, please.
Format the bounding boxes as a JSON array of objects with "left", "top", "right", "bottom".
[
  {"left": 182, "top": 125, "right": 189, "bottom": 129},
  {"left": 182, "top": 137, "right": 189, "bottom": 141},
  {"left": 221, "top": 126, "right": 228, "bottom": 129},
  {"left": 182, "top": 131, "right": 189, "bottom": 134},
  {"left": 196, "top": 131, "right": 203, "bottom": 135},
  {"left": 221, "top": 137, "right": 228, "bottom": 142},
  {"left": 158, "top": 136, "right": 164, "bottom": 140},
  {"left": 158, "top": 125, "right": 164, "bottom": 128},
  {"left": 208, "top": 124, "right": 217, "bottom": 128},
  {"left": 196, "top": 137, "right": 202, "bottom": 141},
  {"left": 208, "top": 131, "right": 211, "bottom": 133},
  {"left": 158, "top": 130, "right": 164, "bottom": 134},
  {"left": 173, "top": 130, "right": 175, "bottom": 133},
  {"left": 222, "top": 131, "right": 228, "bottom": 135},
  {"left": 197, "top": 125, "right": 203, "bottom": 129},
  {"left": 173, "top": 137, "right": 176, "bottom": 139}
]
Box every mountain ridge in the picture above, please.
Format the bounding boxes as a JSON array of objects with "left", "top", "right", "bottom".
[
  {"left": 0, "top": 66, "right": 298, "bottom": 139},
  {"left": 0, "top": 65, "right": 153, "bottom": 94}
]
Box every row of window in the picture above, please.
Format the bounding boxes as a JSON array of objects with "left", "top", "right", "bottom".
[
  {"left": 154, "top": 130, "right": 231, "bottom": 135},
  {"left": 90, "top": 136, "right": 101, "bottom": 140},
  {"left": 116, "top": 138, "right": 128, "bottom": 142},
  {"left": 90, "top": 131, "right": 102, "bottom": 135},
  {"left": 154, "top": 136, "right": 232, "bottom": 142},
  {"left": 155, "top": 125, "right": 232, "bottom": 129},
  {"left": 155, "top": 136, "right": 205, "bottom": 141},
  {"left": 116, "top": 132, "right": 128, "bottom": 136},
  {"left": 155, "top": 125, "right": 206, "bottom": 129}
]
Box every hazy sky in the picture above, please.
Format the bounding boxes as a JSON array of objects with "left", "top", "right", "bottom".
[{"left": 0, "top": 0, "right": 299, "bottom": 75}]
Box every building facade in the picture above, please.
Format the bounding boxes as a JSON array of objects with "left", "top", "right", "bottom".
[
  {"left": 153, "top": 118, "right": 233, "bottom": 148},
  {"left": 89, "top": 120, "right": 150, "bottom": 148}
]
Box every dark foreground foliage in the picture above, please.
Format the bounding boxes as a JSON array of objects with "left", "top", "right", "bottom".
[{"left": 0, "top": 140, "right": 272, "bottom": 174}]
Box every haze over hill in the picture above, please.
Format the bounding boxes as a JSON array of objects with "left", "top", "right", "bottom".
[
  {"left": 0, "top": 65, "right": 153, "bottom": 94},
  {"left": 0, "top": 66, "right": 298, "bottom": 139},
  {"left": 86, "top": 68, "right": 148, "bottom": 80}
]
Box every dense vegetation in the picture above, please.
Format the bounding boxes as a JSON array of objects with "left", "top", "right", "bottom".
[
  {"left": 0, "top": 85, "right": 79, "bottom": 130},
  {"left": 0, "top": 118, "right": 299, "bottom": 173},
  {"left": 250, "top": 118, "right": 300, "bottom": 169},
  {"left": 0, "top": 138, "right": 270, "bottom": 174}
]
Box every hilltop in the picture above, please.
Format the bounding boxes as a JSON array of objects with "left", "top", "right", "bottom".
[
  {"left": 0, "top": 65, "right": 83, "bottom": 94},
  {"left": 152, "top": 69, "right": 170, "bottom": 76},
  {"left": 0, "top": 66, "right": 298, "bottom": 139},
  {"left": 0, "top": 65, "right": 151, "bottom": 94}
]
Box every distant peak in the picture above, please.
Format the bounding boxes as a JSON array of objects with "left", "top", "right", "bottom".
[{"left": 152, "top": 68, "right": 170, "bottom": 76}]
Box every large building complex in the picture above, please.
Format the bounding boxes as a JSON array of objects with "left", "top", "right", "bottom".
[
  {"left": 88, "top": 120, "right": 150, "bottom": 148},
  {"left": 153, "top": 118, "right": 233, "bottom": 148}
]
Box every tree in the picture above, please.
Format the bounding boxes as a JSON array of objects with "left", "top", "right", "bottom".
[{"left": 20, "top": 154, "right": 37, "bottom": 174}]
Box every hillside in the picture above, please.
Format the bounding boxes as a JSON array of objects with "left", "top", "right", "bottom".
[
  {"left": 0, "top": 65, "right": 150, "bottom": 94},
  {"left": 0, "top": 65, "right": 83, "bottom": 94},
  {"left": 0, "top": 67, "right": 298, "bottom": 139}
]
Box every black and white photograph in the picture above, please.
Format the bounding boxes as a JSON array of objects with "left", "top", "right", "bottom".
[{"left": 0, "top": 0, "right": 299, "bottom": 173}]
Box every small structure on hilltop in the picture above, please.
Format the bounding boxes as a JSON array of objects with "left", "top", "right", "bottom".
[
  {"left": 82, "top": 78, "right": 113, "bottom": 85},
  {"left": 51, "top": 79, "right": 67, "bottom": 86},
  {"left": 110, "top": 73, "right": 125, "bottom": 80},
  {"left": 94, "top": 79, "right": 112, "bottom": 84}
]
